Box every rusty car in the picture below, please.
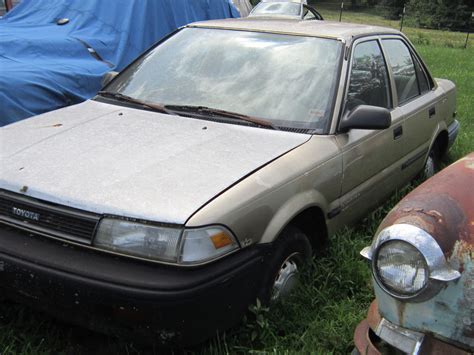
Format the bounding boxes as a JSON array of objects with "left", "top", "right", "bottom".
[
  {"left": 0, "top": 15, "right": 459, "bottom": 345},
  {"left": 354, "top": 153, "right": 474, "bottom": 354}
]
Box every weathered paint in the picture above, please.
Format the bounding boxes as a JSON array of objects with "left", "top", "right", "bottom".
[
  {"left": 376, "top": 153, "right": 474, "bottom": 256},
  {"left": 0, "top": 100, "right": 310, "bottom": 224},
  {"left": 374, "top": 153, "right": 474, "bottom": 352},
  {"left": 374, "top": 254, "right": 473, "bottom": 351}
]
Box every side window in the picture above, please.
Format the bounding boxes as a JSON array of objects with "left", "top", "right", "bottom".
[
  {"left": 413, "top": 57, "right": 430, "bottom": 94},
  {"left": 346, "top": 40, "right": 391, "bottom": 113},
  {"left": 383, "top": 39, "right": 421, "bottom": 105}
]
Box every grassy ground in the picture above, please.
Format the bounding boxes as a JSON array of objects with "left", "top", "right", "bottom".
[{"left": 1, "top": 10, "right": 473, "bottom": 355}]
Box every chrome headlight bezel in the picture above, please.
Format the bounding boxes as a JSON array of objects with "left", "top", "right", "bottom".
[
  {"left": 361, "top": 224, "right": 461, "bottom": 302},
  {"left": 93, "top": 218, "right": 240, "bottom": 266}
]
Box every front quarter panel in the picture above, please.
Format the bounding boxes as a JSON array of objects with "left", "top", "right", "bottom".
[{"left": 186, "top": 135, "right": 342, "bottom": 246}]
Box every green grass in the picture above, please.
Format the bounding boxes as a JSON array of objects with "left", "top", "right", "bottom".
[{"left": 1, "top": 15, "right": 473, "bottom": 355}]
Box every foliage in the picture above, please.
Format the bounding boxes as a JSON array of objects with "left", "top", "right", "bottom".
[
  {"left": 406, "top": 0, "right": 473, "bottom": 30},
  {"left": 378, "top": 0, "right": 406, "bottom": 20}
]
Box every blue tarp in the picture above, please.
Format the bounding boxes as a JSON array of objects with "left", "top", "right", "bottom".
[{"left": 0, "top": 0, "right": 240, "bottom": 126}]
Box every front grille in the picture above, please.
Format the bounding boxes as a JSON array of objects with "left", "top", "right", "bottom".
[{"left": 0, "top": 190, "right": 100, "bottom": 243}]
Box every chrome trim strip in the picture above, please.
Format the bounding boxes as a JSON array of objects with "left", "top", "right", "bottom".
[{"left": 376, "top": 318, "right": 425, "bottom": 355}]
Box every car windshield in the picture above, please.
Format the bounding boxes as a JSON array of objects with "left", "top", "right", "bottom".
[{"left": 106, "top": 28, "right": 343, "bottom": 133}]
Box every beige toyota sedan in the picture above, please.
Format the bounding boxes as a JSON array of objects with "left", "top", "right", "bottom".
[{"left": 0, "top": 17, "right": 458, "bottom": 345}]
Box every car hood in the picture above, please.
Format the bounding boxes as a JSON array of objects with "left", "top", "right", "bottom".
[{"left": 0, "top": 100, "right": 310, "bottom": 224}]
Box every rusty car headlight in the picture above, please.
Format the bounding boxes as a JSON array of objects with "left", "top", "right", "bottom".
[
  {"left": 375, "top": 240, "right": 428, "bottom": 296},
  {"left": 361, "top": 224, "right": 461, "bottom": 301},
  {"left": 94, "top": 219, "right": 239, "bottom": 265}
]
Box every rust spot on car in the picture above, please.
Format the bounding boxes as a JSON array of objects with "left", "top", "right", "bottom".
[
  {"left": 367, "top": 300, "right": 382, "bottom": 330},
  {"left": 465, "top": 160, "right": 474, "bottom": 170},
  {"left": 451, "top": 241, "right": 474, "bottom": 260},
  {"left": 427, "top": 210, "right": 444, "bottom": 223},
  {"left": 377, "top": 154, "right": 474, "bottom": 257},
  {"left": 396, "top": 300, "right": 406, "bottom": 326}
]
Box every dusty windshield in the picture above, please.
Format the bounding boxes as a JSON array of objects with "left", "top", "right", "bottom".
[{"left": 107, "top": 28, "right": 343, "bottom": 133}]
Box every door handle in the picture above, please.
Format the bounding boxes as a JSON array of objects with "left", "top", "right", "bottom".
[
  {"left": 429, "top": 107, "right": 436, "bottom": 118},
  {"left": 393, "top": 126, "right": 403, "bottom": 140}
]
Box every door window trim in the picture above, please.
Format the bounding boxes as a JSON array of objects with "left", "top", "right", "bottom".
[
  {"left": 379, "top": 35, "right": 436, "bottom": 108},
  {"left": 336, "top": 36, "right": 394, "bottom": 133}
]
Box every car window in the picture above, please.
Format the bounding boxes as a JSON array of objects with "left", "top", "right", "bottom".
[
  {"left": 251, "top": 2, "right": 302, "bottom": 17},
  {"left": 382, "top": 39, "right": 420, "bottom": 105},
  {"left": 413, "top": 57, "right": 430, "bottom": 94},
  {"left": 107, "top": 28, "right": 343, "bottom": 133},
  {"left": 346, "top": 40, "right": 391, "bottom": 113}
]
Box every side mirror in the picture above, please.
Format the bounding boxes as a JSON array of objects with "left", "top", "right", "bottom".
[
  {"left": 101, "top": 71, "right": 119, "bottom": 88},
  {"left": 339, "top": 105, "right": 391, "bottom": 133}
]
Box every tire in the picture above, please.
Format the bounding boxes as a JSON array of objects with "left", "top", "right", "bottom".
[
  {"left": 423, "top": 145, "right": 441, "bottom": 179},
  {"left": 259, "top": 226, "right": 312, "bottom": 304}
]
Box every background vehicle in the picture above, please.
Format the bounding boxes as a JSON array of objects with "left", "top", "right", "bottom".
[
  {"left": 249, "top": 0, "right": 324, "bottom": 20},
  {"left": 355, "top": 153, "right": 474, "bottom": 354},
  {"left": 0, "top": 0, "right": 249, "bottom": 126}
]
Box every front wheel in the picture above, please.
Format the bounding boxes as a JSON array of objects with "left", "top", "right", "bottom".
[{"left": 259, "top": 226, "right": 312, "bottom": 303}]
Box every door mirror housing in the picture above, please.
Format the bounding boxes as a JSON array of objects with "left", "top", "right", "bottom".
[
  {"left": 339, "top": 105, "right": 391, "bottom": 133},
  {"left": 101, "top": 71, "right": 119, "bottom": 88}
]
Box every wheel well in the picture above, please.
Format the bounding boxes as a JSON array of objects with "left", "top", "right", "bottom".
[
  {"left": 433, "top": 130, "right": 449, "bottom": 158},
  {"left": 287, "top": 206, "right": 328, "bottom": 254}
]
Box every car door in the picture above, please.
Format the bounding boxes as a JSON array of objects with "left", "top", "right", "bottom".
[
  {"left": 335, "top": 38, "right": 406, "bottom": 224},
  {"left": 381, "top": 37, "right": 439, "bottom": 179}
]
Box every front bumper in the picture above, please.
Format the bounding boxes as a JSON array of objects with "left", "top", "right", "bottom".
[
  {"left": 0, "top": 225, "right": 267, "bottom": 345},
  {"left": 353, "top": 301, "right": 471, "bottom": 355}
]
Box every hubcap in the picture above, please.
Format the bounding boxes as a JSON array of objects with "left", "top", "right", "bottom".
[
  {"left": 271, "top": 253, "right": 300, "bottom": 301},
  {"left": 424, "top": 154, "right": 435, "bottom": 178}
]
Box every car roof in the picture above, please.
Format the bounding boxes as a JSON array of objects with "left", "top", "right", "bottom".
[{"left": 188, "top": 18, "right": 401, "bottom": 43}]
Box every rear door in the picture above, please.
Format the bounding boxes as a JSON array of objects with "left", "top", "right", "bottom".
[{"left": 381, "top": 37, "right": 439, "bottom": 179}]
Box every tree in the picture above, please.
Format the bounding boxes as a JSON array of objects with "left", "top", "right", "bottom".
[
  {"left": 379, "top": 0, "right": 406, "bottom": 20},
  {"left": 407, "top": 0, "right": 472, "bottom": 30}
]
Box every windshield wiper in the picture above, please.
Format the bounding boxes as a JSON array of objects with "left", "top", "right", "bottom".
[
  {"left": 165, "top": 105, "right": 279, "bottom": 130},
  {"left": 97, "top": 91, "right": 171, "bottom": 114}
]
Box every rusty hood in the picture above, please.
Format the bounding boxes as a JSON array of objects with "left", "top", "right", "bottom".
[{"left": 377, "top": 153, "right": 474, "bottom": 257}]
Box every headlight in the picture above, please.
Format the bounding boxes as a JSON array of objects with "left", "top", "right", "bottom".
[
  {"left": 375, "top": 240, "right": 428, "bottom": 296},
  {"left": 362, "top": 224, "right": 461, "bottom": 302},
  {"left": 94, "top": 219, "right": 239, "bottom": 265}
]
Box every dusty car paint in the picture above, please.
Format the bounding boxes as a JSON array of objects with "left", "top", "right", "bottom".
[
  {"left": 359, "top": 153, "right": 474, "bottom": 353},
  {"left": 0, "top": 100, "right": 310, "bottom": 223}
]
